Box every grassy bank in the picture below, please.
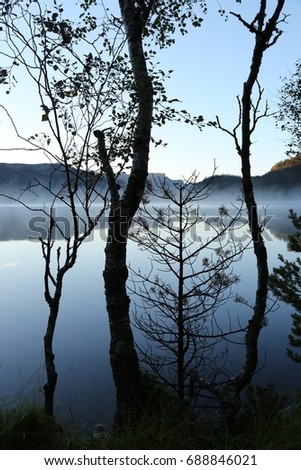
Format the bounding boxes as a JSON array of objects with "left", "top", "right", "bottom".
[{"left": 1, "top": 384, "right": 301, "bottom": 449}]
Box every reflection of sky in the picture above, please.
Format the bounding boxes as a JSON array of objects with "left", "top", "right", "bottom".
[
  {"left": 0, "top": 235, "right": 115, "bottom": 429},
  {"left": 0, "top": 262, "right": 18, "bottom": 269},
  {"left": 0, "top": 205, "right": 301, "bottom": 428},
  {"left": 129, "top": 207, "right": 301, "bottom": 398}
]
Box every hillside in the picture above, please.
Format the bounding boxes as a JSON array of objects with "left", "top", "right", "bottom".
[
  {"left": 270, "top": 153, "right": 301, "bottom": 172},
  {"left": 197, "top": 161, "right": 301, "bottom": 198},
  {"left": 0, "top": 160, "right": 301, "bottom": 204},
  {"left": 0, "top": 162, "right": 108, "bottom": 203},
  {"left": 0, "top": 163, "right": 185, "bottom": 202},
  {"left": 0, "top": 162, "right": 70, "bottom": 201}
]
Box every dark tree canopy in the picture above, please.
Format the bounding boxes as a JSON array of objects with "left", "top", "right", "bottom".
[
  {"left": 269, "top": 210, "right": 301, "bottom": 363},
  {"left": 276, "top": 59, "right": 301, "bottom": 156}
]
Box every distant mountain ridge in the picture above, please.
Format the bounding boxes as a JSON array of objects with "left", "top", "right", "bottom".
[{"left": 0, "top": 160, "right": 300, "bottom": 203}]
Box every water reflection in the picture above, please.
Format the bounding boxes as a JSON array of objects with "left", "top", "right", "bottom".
[
  {"left": 0, "top": 202, "right": 301, "bottom": 428},
  {"left": 0, "top": 228, "right": 115, "bottom": 429},
  {"left": 0, "top": 204, "right": 107, "bottom": 242},
  {"left": 0, "top": 201, "right": 299, "bottom": 242}
]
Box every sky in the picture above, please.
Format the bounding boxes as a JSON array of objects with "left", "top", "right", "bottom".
[
  {"left": 148, "top": 0, "right": 301, "bottom": 180},
  {"left": 0, "top": 0, "right": 301, "bottom": 181}
]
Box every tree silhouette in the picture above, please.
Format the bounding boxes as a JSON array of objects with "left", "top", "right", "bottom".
[
  {"left": 215, "top": 0, "right": 286, "bottom": 414},
  {"left": 0, "top": 0, "right": 206, "bottom": 424},
  {"left": 276, "top": 59, "right": 301, "bottom": 156},
  {"left": 129, "top": 172, "right": 247, "bottom": 406},
  {"left": 269, "top": 210, "right": 301, "bottom": 363},
  {"left": 0, "top": 1, "right": 115, "bottom": 416}
]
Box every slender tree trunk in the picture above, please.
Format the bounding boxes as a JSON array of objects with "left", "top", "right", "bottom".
[
  {"left": 235, "top": 0, "right": 285, "bottom": 394},
  {"left": 177, "top": 186, "right": 185, "bottom": 401},
  {"left": 43, "top": 303, "right": 60, "bottom": 417},
  {"left": 42, "top": 257, "right": 65, "bottom": 417},
  {"left": 102, "top": 0, "right": 153, "bottom": 426},
  {"left": 212, "top": 1, "right": 285, "bottom": 419}
]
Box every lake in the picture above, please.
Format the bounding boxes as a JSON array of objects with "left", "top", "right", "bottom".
[{"left": 0, "top": 198, "right": 301, "bottom": 431}]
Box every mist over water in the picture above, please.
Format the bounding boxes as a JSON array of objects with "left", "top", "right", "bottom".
[
  {"left": 0, "top": 195, "right": 301, "bottom": 428},
  {"left": 0, "top": 190, "right": 299, "bottom": 241}
]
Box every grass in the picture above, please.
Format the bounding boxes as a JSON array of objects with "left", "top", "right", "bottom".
[
  {"left": 215, "top": 385, "right": 301, "bottom": 449},
  {"left": 0, "top": 401, "right": 68, "bottom": 450},
  {"left": 1, "top": 382, "right": 301, "bottom": 449},
  {"left": 96, "top": 383, "right": 301, "bottom": 450}
]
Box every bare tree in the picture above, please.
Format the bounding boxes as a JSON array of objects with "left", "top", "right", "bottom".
[
  {"left": 129, "top": 172, "right": 247, "bottom": 405},
  {"left": 0, "top": 111, "right": 109, "bottom": 417},
  {"left": 212, "top": 0, "right": 286, "bottom": 415},
  {"left": 39, "top": 177, "right": 107, "bottom": 417}
]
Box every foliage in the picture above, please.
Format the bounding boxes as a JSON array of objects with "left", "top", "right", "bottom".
[
  {"left": 0, "top": 0, "right": 204, "bottom": 145},
  {"left": 86, "top": 383, "right": 301, "bottom": 449},
  {"left": 142, "top": 0, "right": 206, "bottom": 48},
  {"left": 269, "top": 210, "right": 301, "bottom": 362},
  {"left": 276, "top": 59, "right": 301, "bottom": 156},
  {"left": 2, "top": 1, "right": 134, "bottom": 166},
  {"left": 219, "top": 384, "right": 301, "bottom": 450}
]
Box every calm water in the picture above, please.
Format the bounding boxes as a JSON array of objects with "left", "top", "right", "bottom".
[{"left": 0, "top": 200, "right": 301, "bottom": 429}]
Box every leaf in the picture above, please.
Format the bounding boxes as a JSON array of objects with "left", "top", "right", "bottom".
[{"left": 42, "top": 113, "right": 49, "bottom": 122}]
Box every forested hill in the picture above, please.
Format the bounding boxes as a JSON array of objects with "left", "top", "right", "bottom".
[
  {"left": 270, "top": 153, "right": 301, "bottom": 172},
  {"left": 0, "top": 160, "right": 300, "bottom": 202},
  {"left": 198, "top": 159, "right": 301, "bottom": 198},
  {"left": 0, "top": 162, "right": 106, "bottom": 202}
]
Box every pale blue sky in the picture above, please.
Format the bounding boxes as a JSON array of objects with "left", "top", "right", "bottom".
[
  {"left": 148, "top": 0, "right": 301, "bottom": 179},
  {"left": 0, "top": 0, "right": 300, "bottom": 180}
]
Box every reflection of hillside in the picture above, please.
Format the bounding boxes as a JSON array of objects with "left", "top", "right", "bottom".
[
  {"left": 1, "top": 162, "right": 300, "bottom": 241},
  {"left": 0, "top": 205, "right": 107, "bottom": 241},
  {"left": 267, "top": 228, "right": 289, "bottom": 242},
  {"left": 262, "top": 208, "right": 296, "bottom": 242},
  {"left": 0, "top": 203, "right": 297, "bottom": 243},
  {"left": 0, "top": 205, "right": 34, "bottom": 240}
]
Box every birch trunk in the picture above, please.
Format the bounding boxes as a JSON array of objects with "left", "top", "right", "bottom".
[{"left": 103, "top": 0, "right": 153, "bottom": 426}]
